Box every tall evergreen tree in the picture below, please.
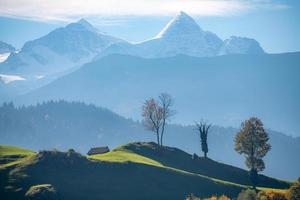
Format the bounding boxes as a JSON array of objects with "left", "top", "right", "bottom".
[{"left": 235, "top": 117, "right": 271, "bottom": 189}]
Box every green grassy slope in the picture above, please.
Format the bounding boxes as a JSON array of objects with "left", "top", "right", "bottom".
[
  {"left": 0, "top": 143, "right": 290, "bottom": 200},
  {"left": 0, "top": 145, "right": 35, "bottom": 168},
  {"left": 113, "top": 142, "right": 289, "bottom": 189},
  {"left": 89, "top": 149, "right": 163, "bottom": 167},
  {"left": 1, "top": 149, "right": 244, "bottom": 200}
]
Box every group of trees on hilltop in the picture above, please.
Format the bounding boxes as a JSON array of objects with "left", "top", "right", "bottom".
[{"left": 141, "top": 93, "right": 271, "bottom": 189}]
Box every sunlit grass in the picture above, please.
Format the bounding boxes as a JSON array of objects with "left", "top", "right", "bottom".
[
  {"left": 0, "top": 145, "right": 35, "bottom": 169},
  {"left": 258, "top": 187, "right": 288, "bottom": 193},
  {"left": 0, "top": 145, "right": 35, "bottom": 156},
  {"left": 1, "top": 144, "right": 288, "bottom": 193},
  {"left": 88, "top": 148, "right": 247, "bottom": 189},
  {"left": 88, "top": 150, "right": 163, "bottom": 167}
]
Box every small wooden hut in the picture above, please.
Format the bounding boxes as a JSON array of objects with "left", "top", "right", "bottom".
[{"left": 87, "top": 146, "right": 110, "bottom": 155}]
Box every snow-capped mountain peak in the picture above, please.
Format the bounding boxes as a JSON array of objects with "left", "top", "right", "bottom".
[
  {"left": 155, "top": 11, "right": 202, "bottom": 39},
  {"left": 0, "top": 19, "right": 124, "bottom": 78},
  {"left": 219, "top": 36, "right": 265, "bottom": 55},
  {"left": 74, "top": 18, "right": 99, "bottom": 34},
  {"left": 95, "top": 11, "right": 265, "bottom": 59}
]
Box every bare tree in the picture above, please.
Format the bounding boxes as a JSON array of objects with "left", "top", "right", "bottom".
[
  {"left": 195, "top": 120, "right": 211, "bottom": 158},
  {"left": 142, "top": 98, "right": 163, "bottom": 145},
  {"left": 142, "top": 93, "right": 175, "bottom": 146},
  {"left": 159, "top": 93, "right": 175, "bottom": 146}
]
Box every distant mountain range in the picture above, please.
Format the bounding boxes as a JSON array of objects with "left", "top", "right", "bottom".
[
  {"left": 0, "top": 11, "right": 268, "bottom": 102},
  {"left": 0, "top": 12, "right": 264, "bottom": 84},
  {"left": 0, "top": 19, "right": 122, "bottom": 78},
  {"left": 17, "top": 53, "right": 300, "bottom": 137},
  {"left": 96, "top": 12, "right": 264, "bottom": 59}
]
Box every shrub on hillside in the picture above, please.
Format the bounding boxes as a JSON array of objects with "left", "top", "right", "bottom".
[
  {"left": 287, "top": 178, "right": 300, "bottom": 200},
  {"left": 209, "top": 195, "right": 230, "bottom": 200},
  {"left": 237, "top": 189, "right": 257, "bottom": 200},
  {"left": 25, "top": 184, "right": 61, "bottom": 200},
  {"left": 185, "top": 194, "right": 230, "bottom": 200},
  {"left": 257, "top": 190, "right": 287, "bottom": 200},
  {"left": 185, "top": 194, "right": 200, "bottom": 200}
]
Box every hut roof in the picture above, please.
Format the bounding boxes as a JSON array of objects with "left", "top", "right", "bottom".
[{"left": 87, "top": 146, "right": 110, "bottom": 155}]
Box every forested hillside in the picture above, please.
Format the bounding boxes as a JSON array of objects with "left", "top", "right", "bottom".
[{"left": 0, "top": 101, "right": 299, "bottom": 180}]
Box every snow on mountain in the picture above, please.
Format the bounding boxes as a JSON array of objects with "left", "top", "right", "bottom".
[
  {"left": 98, "top": 11, "right": 223, "bottom": 58},
  {"left": 0, "top": 41, "right": 16, "bottom": 54},
  {"left": 0, "top": 41, "right": 16, "bottom": 63},
  {"left": 154, "top": 11, "right": 205, "bottom": 39},
  {"left": 0, "top": 19, "right": 123, "bottom": 77},
  {"left": 0, "top": 12, "right": 267, "bottom": 98},
  {"left": 218, "top": 36, "right": 265, "bottom": 55},
  {"left": 97, "top": 11, "right": 264, "bottom": 59},
  {"left": 136, "top": 11, "right": 223, "bottom": 58},
  {"left": 0, "top": 53, "right": 11, "bottom": 63},
  {"left": 0, "top": 73, "right": 25, "bottom": 84}
]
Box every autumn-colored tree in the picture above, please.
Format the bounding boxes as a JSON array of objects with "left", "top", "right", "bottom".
[
  {"left": 287, "top": 178, "right": 300, "bottom": 200},
  {"left": 142, "top": 93, "right": 175, "bottom": 146},
  {"left": 257, "top": 190, "right": 287, "bottom": 200},
  {"left": 237, "top": 189, "right": 257, "bottom": 200},
  {"left": 185, "top": 194, "right": 200, "bottom": 200},
  {"left": 235, "top": 117, "right": 271, "bottom": 189}
]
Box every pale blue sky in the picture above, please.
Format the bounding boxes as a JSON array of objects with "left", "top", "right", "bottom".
[{"left": 0, "top": 0, "right": 299, "bottom": 53}]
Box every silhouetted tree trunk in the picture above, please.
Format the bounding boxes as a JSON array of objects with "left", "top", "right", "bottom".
[
  {"left": 156, "top": 129, "right": 160, "bottom": 146},
  {"left": 195, "top": 120, "right": 211, "bottom": 158}
]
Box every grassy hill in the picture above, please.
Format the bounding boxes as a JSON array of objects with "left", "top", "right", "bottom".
[
  {"left": 0, "top": 145, "right": 35, "bottom": 168},
  {"left": 1, "top": 101, "right": 299, "bottom": 181},
  {"left": 0, "top": 142, "right": 290, "bottom": 200},
  {"left": 108, "top": 142, "right": 289, "bottom": 189}
]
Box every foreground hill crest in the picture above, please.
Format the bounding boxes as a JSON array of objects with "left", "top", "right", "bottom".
[{"left": 0, "top": 142, "right": 290, "bottom": 200}]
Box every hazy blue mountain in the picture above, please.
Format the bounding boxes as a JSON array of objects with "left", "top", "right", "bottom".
[
  {"left": 0, "top": 41, "right": 15, "bottom": 54},
  {"left": 0, "top": 12, "right": 265, "bottom": 97},
  {"left": 0, "top": 101, "right": 299, "bottom": 180},
  {"left": 96, "top": 12, "right": 264, "bottom": 59},
  {"left": 18, "top": 53, "right": 300, "bottom": 137},
  {"left": 0, "top": 41, "right": 16, "bottom": 64},
  {"left": 0, "top": 19, "right": 125, "bottom": 99},
  {"left": 0, "top": 19, "right": 123, "bottom": 78}
]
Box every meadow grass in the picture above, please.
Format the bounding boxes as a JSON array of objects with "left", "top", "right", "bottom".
[
  {"left": 89, "top": 149, "right": 163, "bottom": 167},
  {"left": 0, "top": 145, "right": 35, "bottom": 156},
  {"left": 0, "top": 145, "right": 35, "bottom": 169}
]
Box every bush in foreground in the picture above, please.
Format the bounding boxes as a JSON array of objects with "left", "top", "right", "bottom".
[
  {"left": 25, "top": 184, "right": 61, "bottom": 200},
  {"left": 185, "top": 194, "right": 230, "bottom": 200},
  {"left": 287, "top": 178, "right": 300, "bottom": 200},
  {"left": 257, "top": 190, "right": 287, "bottom": 200}
]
